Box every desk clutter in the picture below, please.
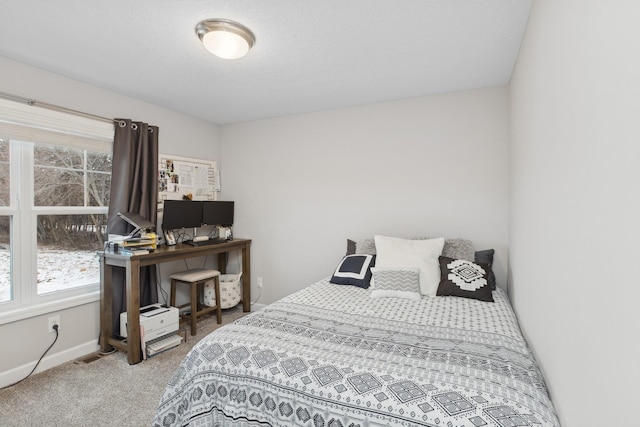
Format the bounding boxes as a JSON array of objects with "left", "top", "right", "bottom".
[{"left": 108, "top": 232, "right": 158, "bottom": 255}]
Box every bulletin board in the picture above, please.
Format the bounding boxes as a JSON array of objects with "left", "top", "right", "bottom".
[{"left": 158, "top": 154, "right": 219, "bottom": 209}]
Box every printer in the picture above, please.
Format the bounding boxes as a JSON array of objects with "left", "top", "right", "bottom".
[{"left": 120, "top": 303, "right": 179, "bottom": 343}]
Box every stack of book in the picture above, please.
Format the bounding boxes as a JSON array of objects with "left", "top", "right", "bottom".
[
  {"left": 119, "top": 246, "right": 151, "bottom": 256},
  {"left": 119, "top": 234, "right": 157, "bottom": 255}
]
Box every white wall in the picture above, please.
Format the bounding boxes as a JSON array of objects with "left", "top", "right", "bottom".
[
  {"left": 0, "top": 57, "right": 220, "bottom": 157},
  {"left": 0, "top": 57, "right": 220, "bottom": 386},
  {"left": 220, "top": 86, "right": 509, "bottom": 305},
  {"left": 510, "top": 1, "right": 640, "bottom": 425}
]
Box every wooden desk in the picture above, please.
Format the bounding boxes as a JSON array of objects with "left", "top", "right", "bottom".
[{"left": 100, "top": 238, "right": 251, "bottom": 364}]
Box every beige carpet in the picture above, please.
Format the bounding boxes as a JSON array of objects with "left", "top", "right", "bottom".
[{"left": 0, "top": 306, "right": 248, "bottom": 427}]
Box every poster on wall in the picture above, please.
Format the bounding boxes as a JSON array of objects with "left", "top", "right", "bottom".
[{"left": 158, "top": 154, "right": 219, "bottom": 211}]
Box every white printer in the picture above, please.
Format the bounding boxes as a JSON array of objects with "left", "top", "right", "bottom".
[{"left": 120, "top": 303, "right": 179, "bottom": 343}]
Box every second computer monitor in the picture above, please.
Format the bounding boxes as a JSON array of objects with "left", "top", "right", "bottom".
[
  {"left": 202, "top": 201, "right": 234, "bottom": 226},
  {"left": 162, "top": 200, "right": 203, "bottom": 230}
]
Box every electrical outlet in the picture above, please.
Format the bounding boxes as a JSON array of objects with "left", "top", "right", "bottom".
[
  {"left": 48, "top": 315, "right": 61, "bottom": 333},
  {"left": 257, "top": 277, "right": 263, "bottom": 288}
]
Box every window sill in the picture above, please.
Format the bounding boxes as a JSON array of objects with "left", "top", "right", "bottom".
[{"left": 0, "top": 291, "right": 100, "bottom": 325}]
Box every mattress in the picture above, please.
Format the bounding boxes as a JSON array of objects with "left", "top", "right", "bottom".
[{"left": 153, "top": 278, "right": 559, "bottom": 426}]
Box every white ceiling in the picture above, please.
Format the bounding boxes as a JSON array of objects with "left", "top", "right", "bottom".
[{"left": 0, "top": 0, "right": 531, "bottom": 125}]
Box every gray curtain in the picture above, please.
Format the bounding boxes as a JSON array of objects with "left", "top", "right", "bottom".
[{"left": 107, "top": 119, "right": 159, "bottom": 337}]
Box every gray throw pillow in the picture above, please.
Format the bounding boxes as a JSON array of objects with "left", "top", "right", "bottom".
[
  {"left": 370, "top": 268, "right": 421, "bottom": 300},
  {"left": 414, "top": 237, "right": 475, "bottom": 261},
  {"left": 347, "top": 237, "right": 475, "bottom": 261},
  {"left": 355, "top": 238, "right": 376, "bottom": 255},
  {"left": 442, "top": 238, "right": 475, "bottom": 261}
]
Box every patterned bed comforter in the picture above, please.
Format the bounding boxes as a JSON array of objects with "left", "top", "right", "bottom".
[{"left": 153, "top": 279, "right": 559, "bottom": 427}]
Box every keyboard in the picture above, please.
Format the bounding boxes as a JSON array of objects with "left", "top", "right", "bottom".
[{"left": 185, "top": 238, "right": 229, "bottom": 247}]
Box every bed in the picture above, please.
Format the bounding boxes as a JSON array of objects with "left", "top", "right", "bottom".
[{"left": 153, "top": 237, "right": 559, "bottom": 427}]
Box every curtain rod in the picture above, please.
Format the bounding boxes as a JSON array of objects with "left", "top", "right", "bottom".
[{"left": 0, "top": 91, "right": 114, "bottom": 124}]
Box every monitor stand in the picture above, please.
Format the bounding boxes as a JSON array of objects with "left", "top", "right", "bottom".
[{"left": 116, "top": 212, "right": 155, "bottom": 238}]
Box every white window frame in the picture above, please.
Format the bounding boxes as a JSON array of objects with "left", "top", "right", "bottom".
[{"left": 0, "top": 99, "right": 113, "bottom": 324}]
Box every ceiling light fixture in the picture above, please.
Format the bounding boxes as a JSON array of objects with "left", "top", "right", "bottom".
[{"left": 196, "top": 19, "right": 256, "bottom": 60}]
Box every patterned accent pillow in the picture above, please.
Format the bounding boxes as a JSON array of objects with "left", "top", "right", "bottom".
[
  {"left": 437, "top": 256, "right": 494, "bottom": 302},
  {"left": 330, "top": 254, "right": 376, "bottom": 289},
  {"left": 370, "top": 268, "right": 421, "bottom": 300}
]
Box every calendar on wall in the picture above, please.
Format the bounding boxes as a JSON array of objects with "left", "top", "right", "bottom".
[{"left": 158, "top": 154, "right": 219, "bottom": 209}]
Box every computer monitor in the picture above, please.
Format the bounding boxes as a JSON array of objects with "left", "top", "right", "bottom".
[
  {"left": 162, "top": 200, "right": 203, "bottom": 230},
  {"left": 202, "top": 201, "right": 234, "bottom": 226}
]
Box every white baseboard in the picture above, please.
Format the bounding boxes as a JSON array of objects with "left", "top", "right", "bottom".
[
  {"left": 251, "top": 302, "right": 267, "bottom": 311},
  {"left": 0, "top": 339, "right": 99, "bottom": 389}
]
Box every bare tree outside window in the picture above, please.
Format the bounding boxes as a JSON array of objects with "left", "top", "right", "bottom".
[{"left": 33, "top": 144, "right": 112, "bottom": 296}]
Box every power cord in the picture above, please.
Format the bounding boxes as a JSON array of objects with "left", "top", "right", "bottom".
[
  {"left": 98, "top": 347, "right": 117, "bottom": 356},
  {"left": 251, "top": 286, "right": 262, "bottom": 306},
  {"left": 1, "top": 325, "right": 59, "bottom": 390},
  {"left": 177, "top": 229, "right": 192, "bottom": 243},
  {"left": 156, "top": 264, "right": 169, "bottom": 306}
]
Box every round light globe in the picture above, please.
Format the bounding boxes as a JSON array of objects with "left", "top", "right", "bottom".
[
  {"left": 202, "top": 30, "right": 249, "bottom": 59},
  {"left": 196, "top": 19, "right": 255, "bottom": 60}
]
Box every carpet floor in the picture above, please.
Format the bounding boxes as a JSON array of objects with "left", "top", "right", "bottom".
[{"left": 0, "top": 306, "right": 248, "bottom": 427}]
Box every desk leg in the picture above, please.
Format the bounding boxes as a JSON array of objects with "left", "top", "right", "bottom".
[
  {"left": 242, "top": 244, "right": 251, "bottom": 312},
  {"left": 99, "top": 258, "right": 113, "bottom": 352},
  {"left": 125, "top": 257, "right": 142, "bottom": 364}
]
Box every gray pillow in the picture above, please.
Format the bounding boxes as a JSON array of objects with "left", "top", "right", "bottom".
[
  {"left": 347, "top": 237, "right": 475, "bottom": 261},
  {"left": 412, "top": 237, "right": 475, "bottom": 261},
  {"left": 442, "top": 238, "right": 475, "bottom": 261},
  {"left": 370, "top": 268, "right": 421, "bottom": 300},
  {"left": 355, "top": 238, "right": 376, "bottom": 255}
]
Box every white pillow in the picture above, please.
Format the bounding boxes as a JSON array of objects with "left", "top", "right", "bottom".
[{"left": 374, "top": 235, "right": 445, "bottom": 296}]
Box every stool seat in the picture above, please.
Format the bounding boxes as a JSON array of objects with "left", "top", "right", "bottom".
[
  {"left": 169, "top": 268, "right": 222, "bottom": 336},
  {"left": 170, "top": 268, "right": 220, "bottom": 282}
]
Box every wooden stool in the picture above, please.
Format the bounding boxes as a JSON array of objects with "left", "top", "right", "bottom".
[{"left": 169, "top": 268, "right": 221, "bottom": 336}]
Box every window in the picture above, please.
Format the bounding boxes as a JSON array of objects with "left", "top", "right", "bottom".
[{"left": 0, "top": 99, "right": 114, "bottom": 318}]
